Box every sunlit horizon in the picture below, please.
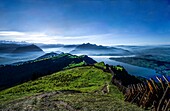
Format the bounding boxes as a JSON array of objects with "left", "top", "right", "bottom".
[
  {"left": 0, "top": 30, "right": 170, "bottom": 46},
  {"left": 0, "top": 0, "right": 170, "bottom": 46}
]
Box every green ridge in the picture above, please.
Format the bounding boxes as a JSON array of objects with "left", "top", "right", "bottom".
[{"left": 0, "top": 65, "right": 144, "bottom": 111}]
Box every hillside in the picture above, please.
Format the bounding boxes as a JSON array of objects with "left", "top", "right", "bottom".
[
  {"left": 0, "top": 53, "right": 96, "bottom": 91},
  {"left": 0, "top": 43, "right": 20, "bottom": 53},
  {"left": 70, "top": 43, "right": 132, "bottom": 56},
  {"left": 12, "top": 44, "right": 44, "bottom": 53},
  {"left": 0, "top": 65, "right": 144, "bottom": 111},
  {"left": 0, "top": 41, "right": 32, "bottom": 53}
]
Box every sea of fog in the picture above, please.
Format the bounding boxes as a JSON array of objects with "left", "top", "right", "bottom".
[
  {"left": 42, "top": 47, "right": 74, "bottom": 53},
  {"left": 0, "top": 46, "right": 169, "bottom": 81},
  {"left": 0, "top": 52, "right": 44, "bottom": 65}
]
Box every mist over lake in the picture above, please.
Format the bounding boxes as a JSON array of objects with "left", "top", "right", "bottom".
[
  {"left": 0, "top": 42, "right": 169, "bottom": 80},
  {"left": 0, "top": 0, "right": 170, "bottom": 110}
]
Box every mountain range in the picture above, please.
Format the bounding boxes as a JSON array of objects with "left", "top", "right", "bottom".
[
  {"left": 0, "top": 41, "right": 169, "bottom": 110},
  {"left": 12, "top": 44, "right": 44, "bottom": 53},
  {"left": 70, "top": 43, "right": 132, "bottom": 56}
]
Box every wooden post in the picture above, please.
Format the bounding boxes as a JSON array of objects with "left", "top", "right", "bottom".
[
  {"left": 163, "top": 99, "right": 170, "bottom": 111},
  {"left": 150, "top": 78, "right": 159, "bottom": 92},
  {"left": 147, "top": 80, "right": 154, "bottom": 94},
  {"left": 163, "top": 75, "right": 170, "bottom": 87},
  {"left": 157, "top": 86, "right": 169, "bottom": 111},
  {"left": 156, "top": 76, "right": 165, "bottom": 91}
]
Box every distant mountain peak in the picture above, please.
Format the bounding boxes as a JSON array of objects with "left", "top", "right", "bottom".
[
  {"left": 82, "top": 43, "right": 96, "bottom": 45},
  {"left": 0, "top": 40, "right": 28, "bottom": 44},
  {"left": 70, "top": 43, "right": 132, "bottom": 56},
  {"left": 12, "top": 44, "right": 44, "bottom": 53}
]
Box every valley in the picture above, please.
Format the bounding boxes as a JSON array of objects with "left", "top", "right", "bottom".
[
  {"left": 1, "top": 0, "right": 170, "bottom": 110},
  {"left": 0, "top": 41, "right": 169, "bottom": 110}
]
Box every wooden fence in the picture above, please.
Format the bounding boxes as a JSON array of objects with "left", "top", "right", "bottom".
[
  {"left": 91, "top": 63, "right": 169, "bottom": 110},
  {"left": 124, "top": 76, "right": 169, "bottom": 111},
  {"left": 106, "top": 64, "right": 170, "bottom": 111}
]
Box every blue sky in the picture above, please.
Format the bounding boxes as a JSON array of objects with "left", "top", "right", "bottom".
[{"left": 0, "top": 0, "right": 170, "bottom": 45}]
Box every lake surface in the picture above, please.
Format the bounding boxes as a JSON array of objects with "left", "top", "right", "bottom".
[{"left": 90, "top": 56, "right": 170, "bottom": 80}]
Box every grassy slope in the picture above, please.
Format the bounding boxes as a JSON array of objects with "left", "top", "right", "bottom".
[
  {"left": 0, "top": 53, "right": 96, "bottom": 91},
  {"left": 0, "top": 65, "right": 144, "bottom": 111}
]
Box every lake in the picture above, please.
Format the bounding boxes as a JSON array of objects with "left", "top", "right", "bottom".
[{"left": 90, "top": 56, "right": 170, "bottom": 80}]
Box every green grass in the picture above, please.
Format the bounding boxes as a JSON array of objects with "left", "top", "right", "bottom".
[
  {"left": 94, "top": 61, "right": 106, "bottom": 69},
  {"left": 64, "top": 61, "right": 86, "bottom": 69},
  {"left": 0, "top": 66, "right": 111, "bottom": 104},
  {"left": 114, "top": 65, "right": 123, "bottom": 71},
  {"left": 0, "top": 65, "right": 144, "bottom": 110},
  {"left": 51, "top": 53, "right": 82, "bottom": 60},
  {"left": 52, "top": 87, "right": 144, "bottom": 111}
]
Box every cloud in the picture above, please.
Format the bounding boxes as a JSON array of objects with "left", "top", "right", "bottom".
[
  {"left": 0, "top": 31, "right": 49, "bottom": 43},
  {"left": 0, "top": 31, "right": 109, "bottom": 44},
  {"left": 0, "top": 31, "right": 25, "bottom": 36},
  {"left": 1, "top": 31, "right": 168, "bottom": 45},
  {"left": 0, "top": 31, "right": 133, "bottom": 45}
]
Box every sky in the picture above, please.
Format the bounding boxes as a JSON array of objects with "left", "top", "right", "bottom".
[{"left": 0, "top": 0, "right": 170, "bottom": 45}]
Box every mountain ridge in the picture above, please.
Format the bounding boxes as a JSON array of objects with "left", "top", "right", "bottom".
[
  {"left": 0, "top": 62, "right": 144, "bottom": 111},
  {"left": 0, "top": 53, "right": 96, "bottom": 91},
  {"left": 12, "top": 44, "right": 44, "bottom": 53},
  {"left": 70, "top": 43, "right": 132, "bottom": 56}
]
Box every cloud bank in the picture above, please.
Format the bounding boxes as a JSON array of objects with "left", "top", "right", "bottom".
[{"left": 0, "top": 31, "right": 169, "bottom": 45}]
